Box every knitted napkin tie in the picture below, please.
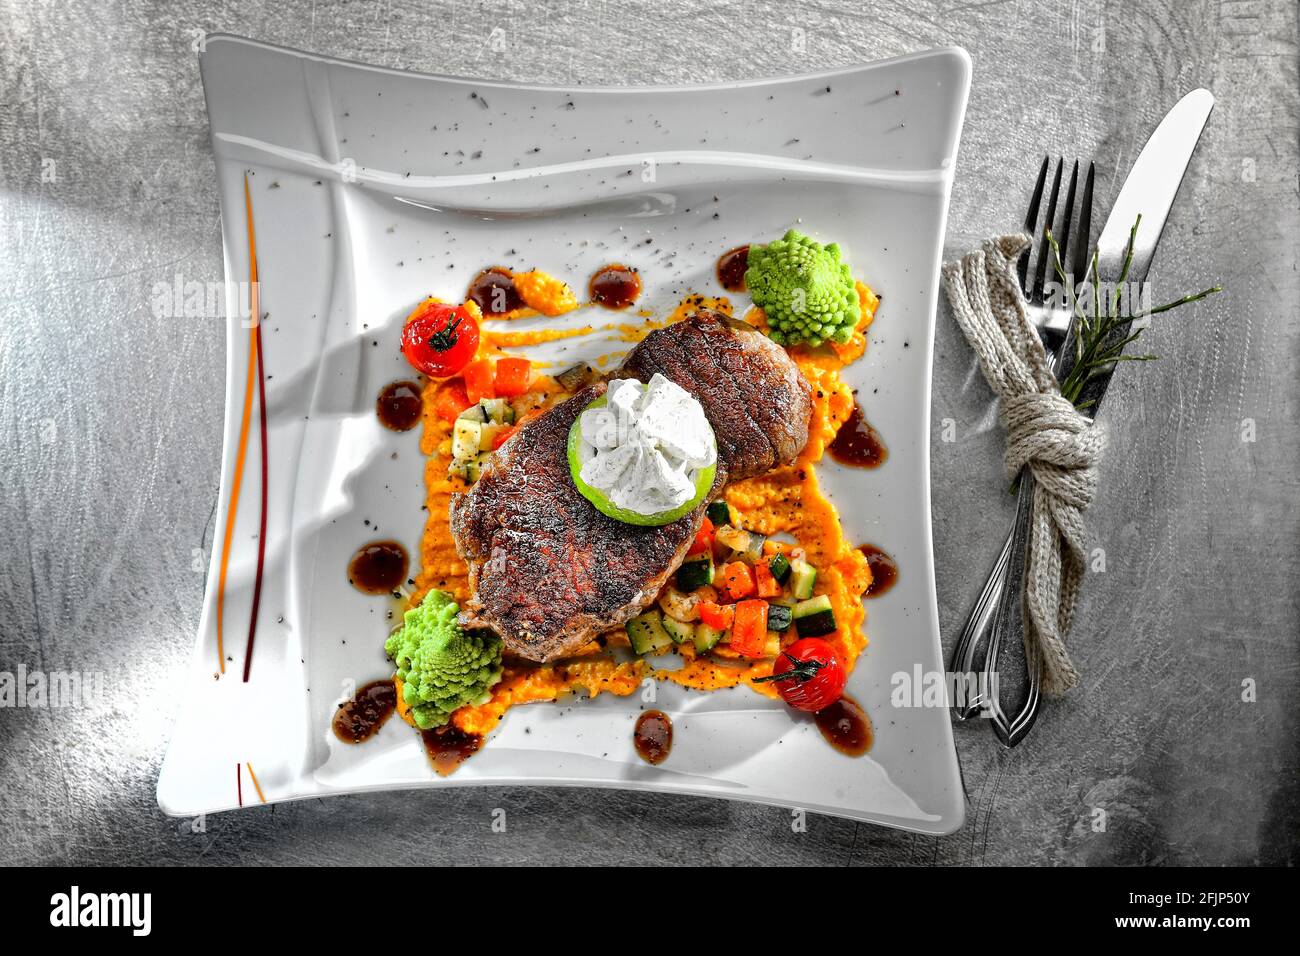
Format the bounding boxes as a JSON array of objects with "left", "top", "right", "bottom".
[{"left": 942, "top": 234, "right": 1105, "bottom": 695}]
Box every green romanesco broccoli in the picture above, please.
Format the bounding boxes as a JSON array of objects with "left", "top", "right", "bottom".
[
  {"left": 384, "top": 591, "right": 503, "bottom": 730},
  {"left": 745, "top": 229, "right": 861, "bottom": 347}
]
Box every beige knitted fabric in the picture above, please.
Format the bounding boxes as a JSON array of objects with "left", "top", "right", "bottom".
[{"left": 942, "top": 234, "right": 1104, "bottom": 695}]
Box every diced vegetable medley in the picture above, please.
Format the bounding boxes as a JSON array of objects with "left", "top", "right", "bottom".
[
  {"left": 629, "top": 501, "right": 838, "bottom": 659},
  {"left": 449, "top": 396, "right": 517, "bottom": 482},
  {"left": 445, "top": 359, "right": 533, "bottom": 483}
]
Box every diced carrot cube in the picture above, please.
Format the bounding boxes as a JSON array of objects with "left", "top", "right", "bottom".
[
  {"left": 494, "top": 357, "right": 532, "bottom": 397},
  {"left": 754, "top": 560, "right": 780, "bottom": 598},
  {"left": 434, "top": 380, "right": 471, "bottom": 423},
  {"left": 464, "top": 359, "right": 496, "bottom": 404},
  {"left": 720, "top": 561, "right": 756, "bottom": 601},
  {"left": 687, "top": 516, "right": 715, "bottom": 556},
  {"left": 698, "top": 600, "right": 734, "bottom": 631},
  {"left": 731, "top": 599, "right": 768, "bottom": 657}
]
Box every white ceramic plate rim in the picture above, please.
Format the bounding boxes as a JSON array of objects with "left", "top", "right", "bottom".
[{"left": 158, "top": 35, "right": 971, "bottom": 834}]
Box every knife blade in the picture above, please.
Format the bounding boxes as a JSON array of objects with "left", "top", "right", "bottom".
[{"left": 1068, "top": 88, "right": 1215, "bottom": 413}]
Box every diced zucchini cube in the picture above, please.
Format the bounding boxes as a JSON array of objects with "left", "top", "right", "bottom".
[
  {"left": 792, "top": 595, "right": 836, "bottom": 638},
  {"left": 478, "top": 397, "right": 513, "bottom": 425},
  {"left": 449, "top": 452, "right": 488, "bottom": 483},
  {"left": 626, "top": 610, "right": 674, "bottom": 655},
  {"left": 693, "top": 623, "right": 724, "bottom": 653},
  {"left": 452, "top": 418, "right": 482, "bottom": 462},
  {"left": 766, "top": 603, "right": 793, "bottom": 632},
  {"left": 479, "top": 423, "right": 505, "bottom": 451},
  {"left": 767, "top": 553, "right": 792, "bottom": 584},
  {"left": 714, "top": 524, "right": 751, "bottom": 556},
  {"left": 675, "top": 555, "right": 714, "bottom": 592},
  {"left": 789, "top": 558, "right": 817, "bottom": 600},
  {"left": 706, "top": 500, "right": 732, "bottom": 526},
  {"left": 662, "top": 616, "right": 695, "bottom": 645}
]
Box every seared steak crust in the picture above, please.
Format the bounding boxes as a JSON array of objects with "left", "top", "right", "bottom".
[{"left": 449, "top": 310, "right": 813, "bottom": 662}]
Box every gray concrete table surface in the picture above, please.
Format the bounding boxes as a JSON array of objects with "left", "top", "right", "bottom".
[{"left": 1, "top": 0, "right": 1296, "bottom": 866}]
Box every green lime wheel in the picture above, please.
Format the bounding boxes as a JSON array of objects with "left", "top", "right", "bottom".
[{"left": 567, "top": 395, "right": 716, "bottom": 527}]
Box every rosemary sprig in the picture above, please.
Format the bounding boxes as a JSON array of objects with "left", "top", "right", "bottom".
[
  {"left": 1045, "top": 215, "right": 1222, "bottom": 410},
  {"left": 1007, "top": 220, "right": 1221, "bottom": 495}
]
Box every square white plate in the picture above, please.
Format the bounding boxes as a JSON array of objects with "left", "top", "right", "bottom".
[{"left": 158, "top": 35, "right": 970, "bottom": 833}]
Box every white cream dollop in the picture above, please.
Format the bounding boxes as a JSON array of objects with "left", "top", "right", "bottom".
[{"left": 577, "top": 374, "right": 716, "bottom": 516}]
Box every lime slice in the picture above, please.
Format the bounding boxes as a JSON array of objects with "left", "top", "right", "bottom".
[{"left": 567, "top": 395, "right": 716, "bottom": 527}]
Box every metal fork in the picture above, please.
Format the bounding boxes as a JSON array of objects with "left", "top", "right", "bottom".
[{"left": 949, "top": 156, "right": 1095, "bottom": 742}]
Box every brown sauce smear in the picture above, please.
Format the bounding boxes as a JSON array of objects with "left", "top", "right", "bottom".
[
  {"left": 633, "top": 709, "right": 673, "bottom": 764},
  {"left": 859, "top": 544, "right": 898, "bottom": 598},
  {"left": 347, "top": 540, "right": 409, "bottom": 595},
  {"left": 815, "top": 695, "right": 873, "bottom": 756},
  {"left": 332, "top": 679, "right": 398, "bottom": 743},
  {"left": 376, "top": 380, "right": 423, "bottom": 432},
  {"left": 421, "top": 724, "right": 484, "bottom": 776},
  {"left": 468, "top": 267, "right": 523, "bottom": 315},
  {"left": 716, "top": 245, "right": 750, "bottom": 292},
  {"left": 589, "top": 264, "right": 641, "bottom": 309},
  {"left": 828, "top": 401, "right": 888, "bottom": 468}
]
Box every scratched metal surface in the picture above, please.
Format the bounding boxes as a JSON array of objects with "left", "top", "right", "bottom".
[{"left": 1, "top": 0, "right": 1296, "bottom": 866}]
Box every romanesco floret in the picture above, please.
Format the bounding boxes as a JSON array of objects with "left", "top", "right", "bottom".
[
  {"left": 745, "top": 229, "right": 860, "bottom": 347},
  {"left": 384, "top": 591, "right": 503, "bottom": 729}
]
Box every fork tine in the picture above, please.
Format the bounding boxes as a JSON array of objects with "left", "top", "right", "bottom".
[
  {"left": 1018, "top": 156, "right": 1050, "bottom": 292},
  {"left": 1029, "top": 158, "right": 1063, "bottom": 302},
  {"left": 1070, "top": 162, "right": 1096, "bottom": 285},
  {"left": 1055, "top": 160, "right": 1080, "bottom": 300}
]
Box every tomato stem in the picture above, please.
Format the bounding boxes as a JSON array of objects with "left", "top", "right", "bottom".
[
  {"left": 426, "top": 314, "right": 462, "bottom": 352},
  {"left": 751, "top": 652, "right": 824, "bottom": 685}
]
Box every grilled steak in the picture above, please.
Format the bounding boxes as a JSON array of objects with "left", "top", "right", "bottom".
[
  {"left": 449, "top": 309, "right": 813, "bottom": 662},
  {"left": 618, "top": 310, "right": 812, "bottom": 485}
]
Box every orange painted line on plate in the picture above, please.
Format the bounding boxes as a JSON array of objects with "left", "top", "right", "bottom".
[
  {"left": 245, "top": 762, "right": 267, "bottom": 803},
  {"left": 214, "top": 173, "right": 261, "bottom": 674}
]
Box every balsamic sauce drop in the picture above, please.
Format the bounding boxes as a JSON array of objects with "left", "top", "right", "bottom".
[
  {"left": 814, "top": 695, "right": 873, "bottom": 756},
  {"left": 589, "top": 264, "right": 641, "bottom": 309},
  {"left": 859, "top": 544, "right": 899, "bottom": 598},
  {"left": 332, "top": 680, "right": 398, "bottom": 743},
  {"left": 347, "top": 541, "right": 409, "bottom": 595},
  {"left": 716, "top": 245, "right": 750, "bottom": 292},
  {"left": 376, "top": 380, "right": 423, "bottom": 432},
  {"left": 828, "top": 401, "right": 888, "bottom": 468},
  {"left": 467, "top": 267, "right": 523, "bottom": 315},
  {"left": 421, "top": 723, "right": 484, "bottom": 776},
  {"left": 633, "top": 709, "right": 673, "bottom": 765}
]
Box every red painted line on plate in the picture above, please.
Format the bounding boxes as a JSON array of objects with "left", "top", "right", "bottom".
[
  {"left": 243, "top": 317, "right": 269, "bottom": 682},
  {"left": 236, "top": 762, "right": 243, "bottom": 807},
  {"left": 241, "top": 173, "right": 269, "bottom": 683}
]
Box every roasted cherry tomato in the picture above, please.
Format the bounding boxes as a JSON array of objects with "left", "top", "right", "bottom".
[
  {"left": 753, "top": 637, "right": 846, "bottom": 712},
  {"left": 400, "top": 302, "right": 479, "bottom": 377}
]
